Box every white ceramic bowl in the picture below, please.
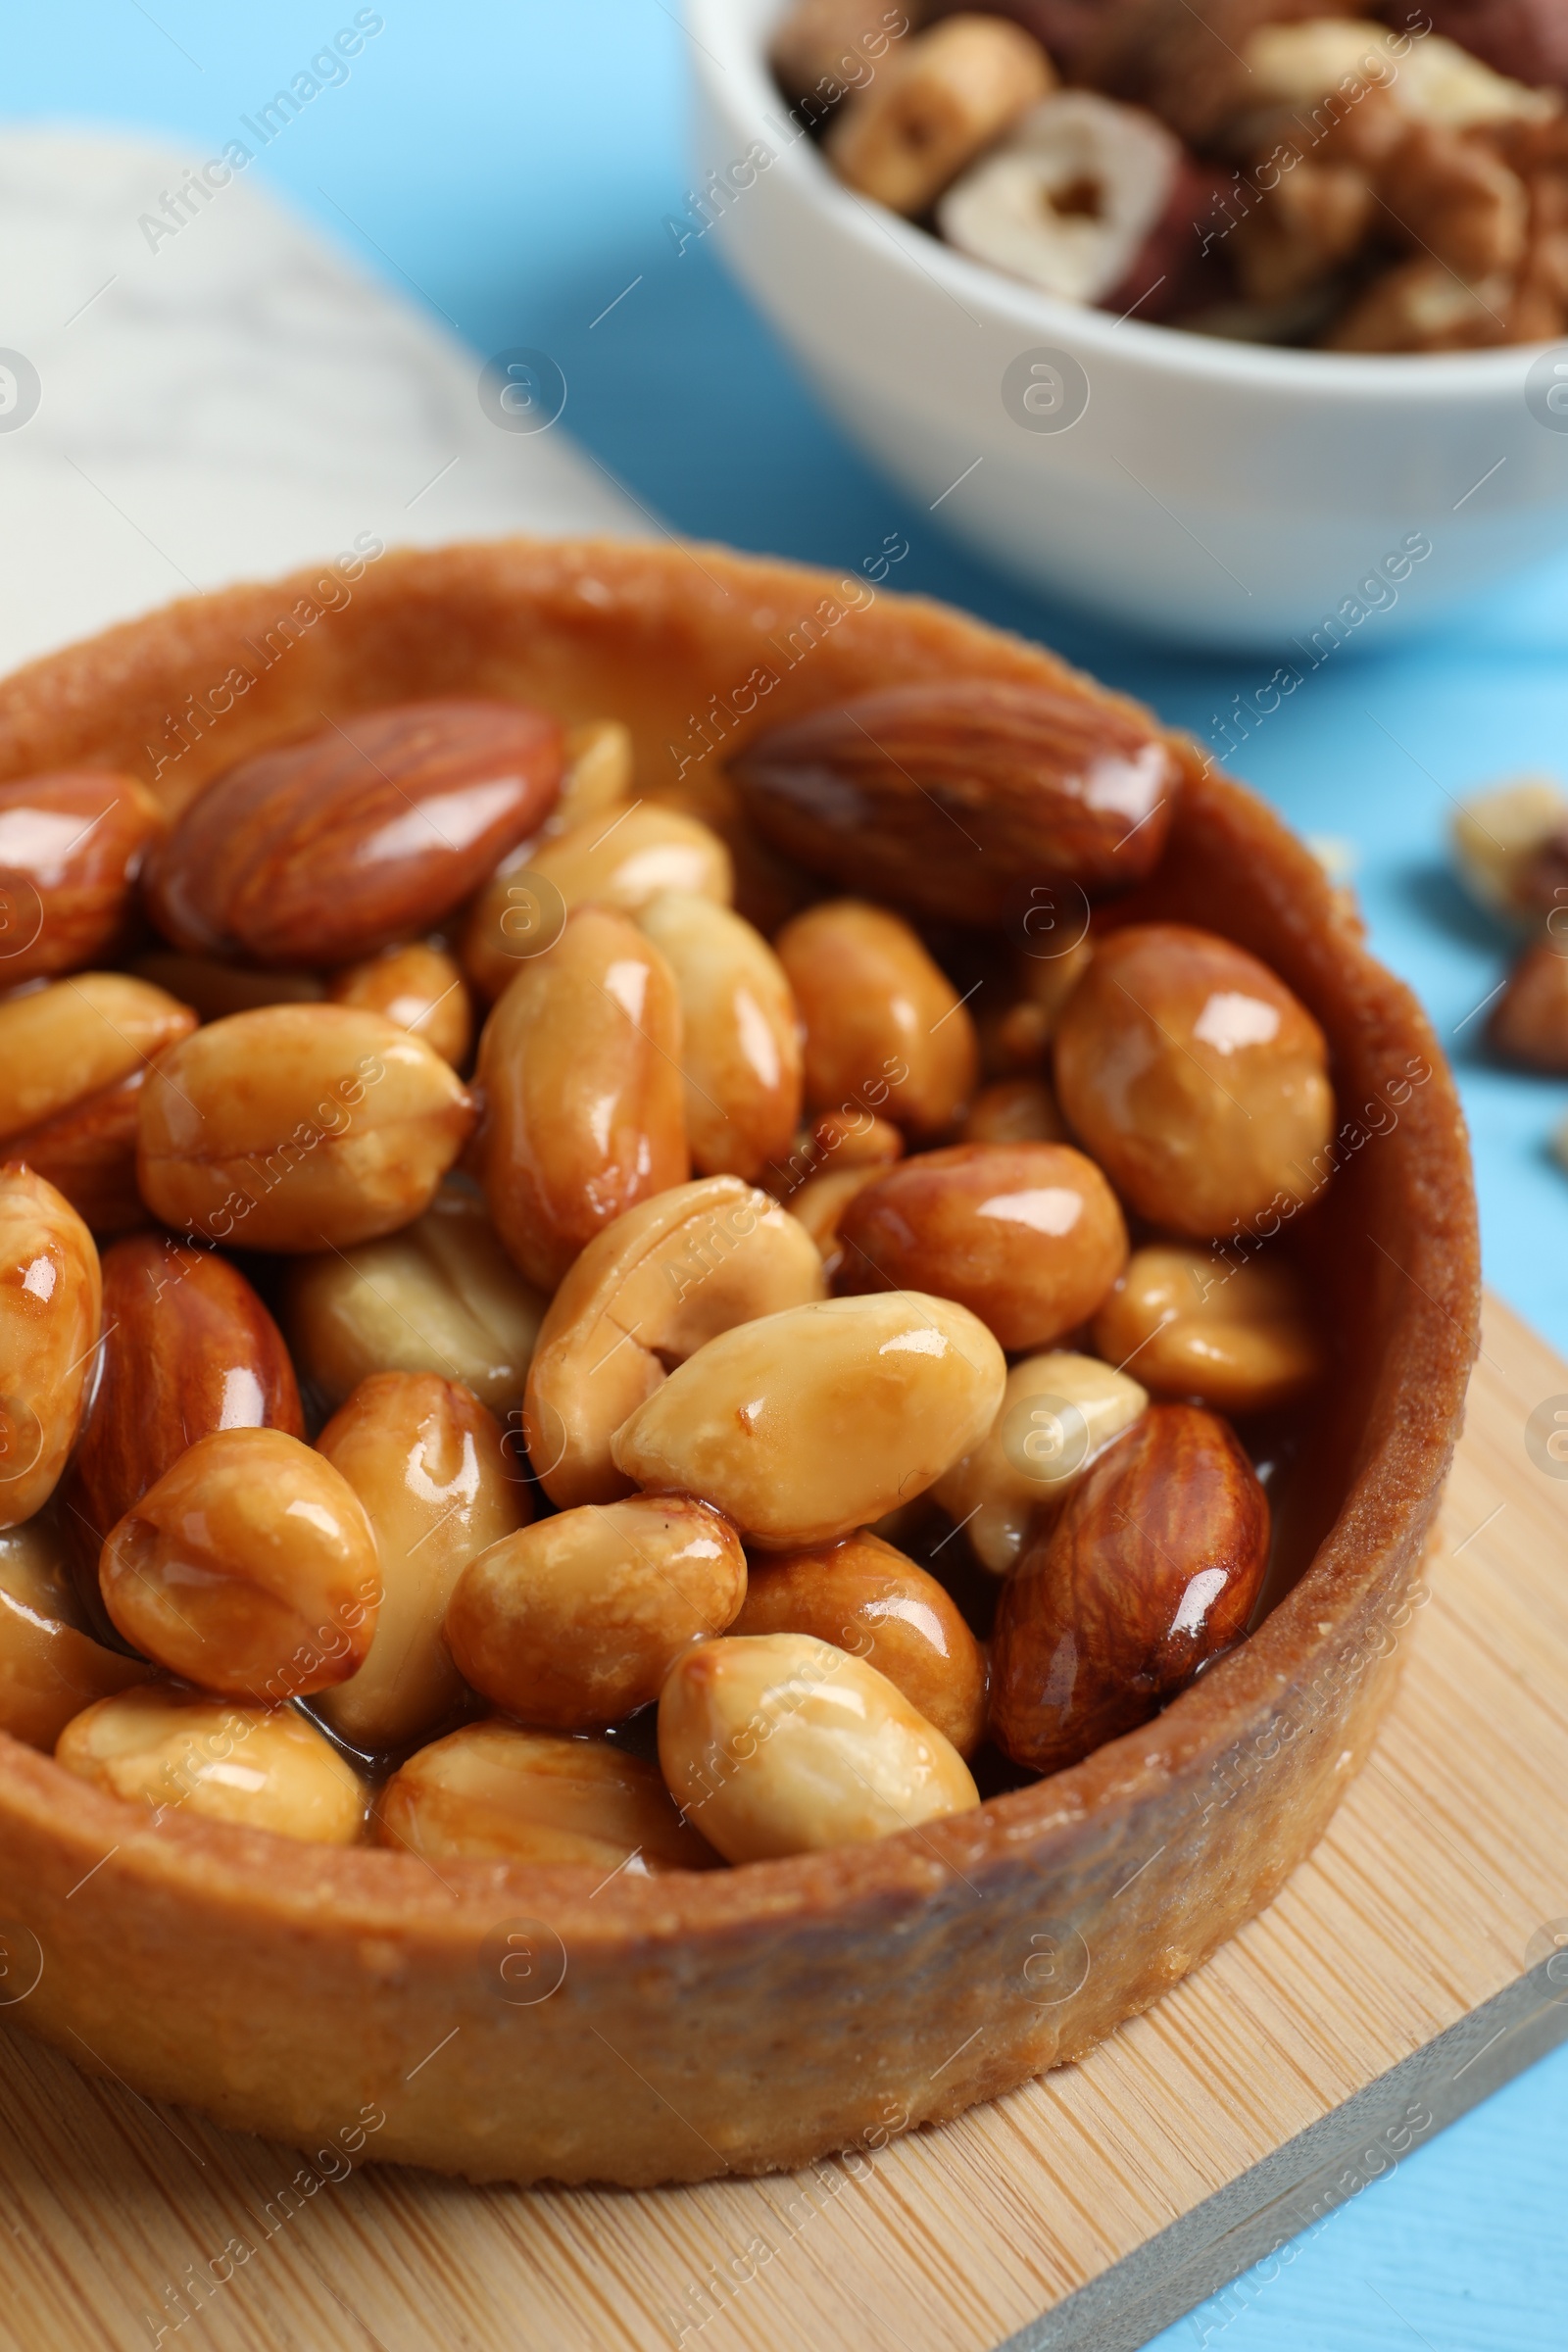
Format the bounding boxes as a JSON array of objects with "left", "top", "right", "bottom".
[{"left": 689, "top": 0, "right": 1568, "bottom": 648}]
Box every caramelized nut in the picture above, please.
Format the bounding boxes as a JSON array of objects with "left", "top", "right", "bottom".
[
  {"left": 611, "top": 1292, "right": 1005, "bottom": 1550},
  {"left": 0, "top": 972, "right": 194, "bottom": 1147},
  {"left": 327, "top": 942, "right": 472, "bottom": 1067},
  {"left": 806, "top": 1107, "right": 905, "bottom": 1169},
  {"left": 635, "top": 890, "right": 803, "bottom": 1182},
  {"left": 0, "top": 1512, "right": 150, "bottom": 1749},
  {"left": 143, "top": 699, "right": 564, "bottom": 967},
  {"left": 62, "top": 1232, "right": 304, "bottom": 1603},
  {"left": 474, "top": 906, "right": 689, "bottom": 1291},
  {"left": 827, "top": 14, "right": 1054, "bottom": 215},
  {"left": 775, "top": 900, "right": 978, "bottom": 1139},
  {"left": 933, "top": 1348, "right": 1149, "bottom": 1574},
  {"left": 0, "top": 769, "right": 165, "bottom": 984},
  {"left": 99, "top": 1428, "right": 381, "bottom": 1702},
  {"left": 960, "top": 1076, "right": 1066, "bottom": 1144},
  {"left": 557, "top": 719, "right": 635, "bottom": 827},
  {"left": 315, "top": 1373, "right": 529, "bottom": 1750},
  {"left": 836, "top": 1141, "right": 1128, "bottom": 1349},
  {"left": 659, "top": 1632, "right": 979, "bottom": 1862},
  {"left": 0, "top": 1166, "right": 101, "bottom": 1528},
  {"left": 1054, "top": 924, "right": 1335, "bottom": 1238},
  {"left": 731, "top": 1531, "right": 987, "bottom": 1756},
  {"left": 377, "top": 1720, "right": 716, "bottom": 1870},
  {"left": 4, "top": 1066, "right": 152, "bottom": 1237},
  {"left": 283, "top": 1182, "right": 547, "bottom": 1421},
  {"left": 57, "top": 1685, "right": 366, "bottom": 1843},
  {"left": 465, "top": 803, "right": 735, "bottom": 1004},
  {"left": 1093, "top": 1244, "right": 1325, "bottom": 1413},
  {"left": 990, "top": 1403, "right": 1269, "bottom": 1774},
  {"left": 525, "top": 1175, "right": 825, "bottom": 1508},
  {"left": 978, "top": 936, "right": 1094, "bottom": 1076},
  {"left": 736, "top": 683, "right": 1176, "bottom": 926},
  {"left": 446, "top": 1495, "right": 747, "bottom": 1733},
  {"left": 137, "top": 1003, "right": 474, "bottom": 1251}
]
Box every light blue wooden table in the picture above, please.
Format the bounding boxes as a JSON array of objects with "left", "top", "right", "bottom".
[{"left": 5, "top": 6, "right": 1565, "bottom": 2343}]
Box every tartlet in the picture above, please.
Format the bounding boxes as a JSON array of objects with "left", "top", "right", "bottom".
[{"left": 0, "top": 537, "right": 1478, "bottom": 2185}]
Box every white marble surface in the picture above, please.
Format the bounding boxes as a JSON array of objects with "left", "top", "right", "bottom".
[{"left": 0, "top": 126, "right": 637, "bottom": 678}]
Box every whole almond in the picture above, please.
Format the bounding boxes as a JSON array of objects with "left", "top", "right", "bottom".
[
  {"left": 142, "top": 699, "right": 564, "bottom": 967},
  {"left": 0, "top": 972, "right": 195, "bottom": 1147},
  {"left": 732, "top": 679, "right": 1177, "bottom": 924},
  {"left": 0, "top": 769, "right": 166, "bottom": 985},
  {"left": 60, "top": 1232, "right": 304, "bottom": 1607},
  {"left": 990, "top": 1401, "right": 1268, "bottom": 1774}
]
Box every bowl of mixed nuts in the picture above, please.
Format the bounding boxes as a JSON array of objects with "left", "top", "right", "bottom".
[
  {"left": 0, "top": 535, "right": 1475, "bottom": 2183},
  {"left": 689, "top": 0, "right": 1568, "bottom": 644}
]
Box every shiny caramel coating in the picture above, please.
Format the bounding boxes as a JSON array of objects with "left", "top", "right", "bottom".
[
  {"left": 473, "top": 906, "right": 689, "bottom": 1292},
  {"left": 446, "top": 1494, "right": 747, "bottom": 1733},
  {"left": 611, "top": 1291, "right": 1005, "bottom": 1551},
  {"left": 775, "top": 900, "right": 978, "bottom": 1141},
  {"left": 57, "top": 1684, "right": 366, "bottom": 1843},
  {"left": 731, "top": 1531, "right": 987, "bottom": 1755},
  {"left": 99, "top": 1428, "right": 381, "bottom": 1703},
  {"left": 524, "top": 1176, "right": 825, "bottom": 1509},
  {"left": 0, "top": 769, "right": 165, "bottom": 985},
  {"left": 1054, "top": 924, "right": 1334, "bottom": 1239},
  {"left": 1093, "top": 1244, "right": 1326, "bottom": 1415},
  {"left": 835, "top": 1142, "right": 1128, "bottom": 1351},
  {"left": 328, "top": 942, "right": 472, "bottom": 1068},
  {"left": 659, "top": 1632, "right": 980, "bottom": 1862},
  {"left": 315, "top": 1372, "right": 531, "bottom": 1751},
  {"left": 635, "top": 889, "right": 803, "bottom": 1183},
  {"left": 136, "top": 1003, "right": 474, "bottom": 1251},
  {"left": 0, "top": 1165, "right": 101, "bottom": 1529},
  {"left": 376, "top": 1719, "right": 717, "bottom": 1870},
  {"left": 0, "top": 1512, "right": 150, "bottom": 1749}
]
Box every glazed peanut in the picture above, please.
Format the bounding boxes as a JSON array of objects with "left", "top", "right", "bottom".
[
  {"left": 775, "top": 900, "right": 978, "bottom": 1139},
  {"left": 980, "top": 936, "right": 1095, "bottom": 1076},
  {"left": 474, "top": 906, "right": 689, "bottom": 1291},
  {"left": 933, "top": 1350, "right": 1149, "bottom": 1574},
  {"left": 0, "top": 972, "right": 194, "bottom": 1146},
  {"left": 806, "top": 1107, "right": 905, "bottom": 1170},
  {"left": 1054, "top": 924, "right": 1335, "bottom": 1238},
  {"left": 315, "top": 1373, "right": 529, "bottom": 1750},
  {"left": 611, "top": 1292, "right": 1005, "bottom": 1550},
  {"left": 836, "top": 1142, "right": 1128, "bottom": 1350},
  {"left": 659, "top": 1633, "right": 979, "bottom": 1862},
  {"left": 0, "top": 1166, "right": 101, "bottom": 1529},
  {"left": 635, "top": 890, "right": 803, "bottom": 1182},
  {"left": 328, "top": 942, "right": 471, "bottom": 1067},
  {"left": 377, "top": 1720, "right": 716, "bottom": 1869},
  {"left": 99, "top": 1428, "right": 381, "bottom": 1702},
  {"left": 0, "top": 1512, "right": 150, "bottom": 1749},
  {"left": 960, "top": 1077, "right": 1066, "bottom": 1145},
  {"left": 990, "top": 1403, "right": 1269, "bottom": 1774},
  {"left": 137, "top": 1004, "right": 474, "bottom": 1251},
  {"left": 525, "top": 1176, "right": 825, "bottom": 1508},
  {"left": 0, "top": 769, "right": 165, "bottom": 984},
  {"left": 528, "top": 803, "right": 733, "bottom": 918},
  {"left": 62, "top": 1233, "right": 304, "bottom": 1604},
  {"left": 283, "top": 1182, "right": 547, "bottom": 1420},
  {"left": 557, "top": 719, "right": 635, "bottom": 827},
  {"left": 143, "top": 699, "right": 564, "bottom": 966},
  {"left": 731, "top": 1532, "right": 986, "bottom": 1756},
  {"left": 3, "top": 969, "right": 195, "bottom": 1235},
  {"left": 1093, "top": 1245, "right": 1326, "bottom": 1414},
  {"left": 447, "top": 1495, "right": 747, "bottom": 1732},
  {"left": 57, "top": 1685, "right": 366, "bottom": 1843}
]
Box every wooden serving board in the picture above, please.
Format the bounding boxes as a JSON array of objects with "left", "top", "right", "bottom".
[{"left": 1, "top": 1292, "right": 1565, "bottom": 2352}]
